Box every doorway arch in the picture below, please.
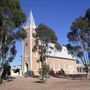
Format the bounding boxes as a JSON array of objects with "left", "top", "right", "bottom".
[
  {"left": 24, "top": 62, "right": 29, "bottom": 73},
  {"left": 26, "top": 62, "right": 29, "bottom": 72}
]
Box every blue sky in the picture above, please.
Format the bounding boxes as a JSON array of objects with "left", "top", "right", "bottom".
[{"left": 11, "top": 0, "right": 90, "bottom": 67}]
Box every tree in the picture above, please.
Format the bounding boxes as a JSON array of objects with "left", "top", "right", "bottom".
[
  {"left": 1, "top": 62, "right": 11, "bottom": 79},
  {"left": 33, "top": 23, "right": 62, "bottom": 81},
  {"left": 67, "top": 8, "right": 90, "bottom": 78},
  {"left": 0, "top": 0, "right": 27, "bottom": 77}
]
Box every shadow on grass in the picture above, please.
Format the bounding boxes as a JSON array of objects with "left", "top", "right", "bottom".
[
  {"left": 6, "top": 76, "right": 16, "bottom": 82},
  {"left": 33, "top": 80, "right": 46, "bottom": 83},
  {"left": 51, "top": 74, "right": 87, "bottom": 80},
  {"left": 24, "top": 75, "right": 39, "bottom": 79},
  {"left": 32, "top": 75, "right": 40, "bottom": 78},
  {"left": 0, "top": 76, "right": 16, "bottom": 85}
]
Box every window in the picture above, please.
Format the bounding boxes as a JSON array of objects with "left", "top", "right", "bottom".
[
  {"left": 83, "top": 68, "right": 86, "bottom": 72},
  {"left": 25, "top": 43, "right": 28, "bottom": 46}
]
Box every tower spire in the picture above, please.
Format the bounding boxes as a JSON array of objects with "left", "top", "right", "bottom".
[{"left": 26, "top": 11, "right": 36, "bottom": 28}]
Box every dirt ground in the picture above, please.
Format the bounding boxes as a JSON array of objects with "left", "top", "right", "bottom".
[{"left": 0, "top": 76, "right": 90, "bottom": 90}]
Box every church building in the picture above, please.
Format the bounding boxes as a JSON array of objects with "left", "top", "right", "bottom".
[{"left": 22, "top": 11, "right": 78, "bottom": 75}]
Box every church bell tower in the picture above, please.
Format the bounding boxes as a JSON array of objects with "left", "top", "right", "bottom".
[{"left": 22, "top": 11, "right": 36, "bottom": 74}]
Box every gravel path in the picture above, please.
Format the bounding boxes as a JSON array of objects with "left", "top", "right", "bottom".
[{"left": 0, "top": 76, "right": 90, "bottom": 90}]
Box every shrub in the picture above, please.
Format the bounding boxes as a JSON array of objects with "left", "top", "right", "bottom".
[
  {"left": 24, "top": 71, "right": 34, "bottom": 77},
  {"left": 0, "top": 78, "right": 3, "bottom": 84},
  {"left": 49, "top": 69, "right": 55, "bottom": 75},
  {"left": 39, "top": 64, "right": 50, "bottom": 80}
]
